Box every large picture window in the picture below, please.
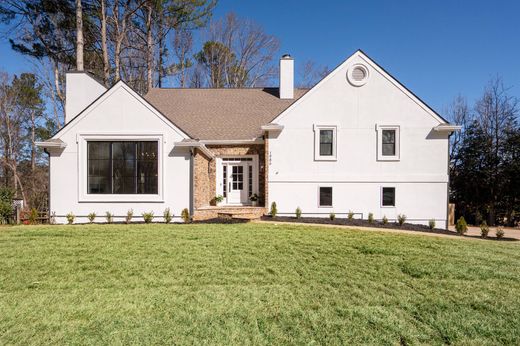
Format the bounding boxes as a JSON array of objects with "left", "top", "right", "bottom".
[{"left": 88, "top": 141, "right": 158, "bottom": 194}]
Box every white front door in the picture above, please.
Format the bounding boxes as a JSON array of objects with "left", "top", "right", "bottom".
[{"left": 227, "top": 163, "right": 247, "bottom": 204}]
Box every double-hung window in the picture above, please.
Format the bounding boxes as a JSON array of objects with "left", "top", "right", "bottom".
[
  {"left": 314, "top": 125, "right": 337, "bottom": 160},
  {"left": 88, "top": 141, "right": 158, "bottom": 194},
  {"left": 377, "top": 125, "right": 400, "bottom": 161}
]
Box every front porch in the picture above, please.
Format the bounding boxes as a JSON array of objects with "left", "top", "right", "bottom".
[{"left": 192, "top": 143, "right": 268, "bottom": 220}]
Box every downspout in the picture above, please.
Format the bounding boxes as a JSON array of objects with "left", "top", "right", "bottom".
[
  {"left": 446, "top": 132, "right": 452, "bottom": 230},
  {"left": 44, "top": 148, "right": 51, "bottom": 223},
  {"left": 189, "top": 148, "right": 194, "bottom": 217}
]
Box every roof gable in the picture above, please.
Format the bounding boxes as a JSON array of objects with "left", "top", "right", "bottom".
[
  {"left": 51, "top": 80, "right": 191, "bottom": 140},
  {"left": 271, "top": 50, "right": 448, "bottom": 125}
]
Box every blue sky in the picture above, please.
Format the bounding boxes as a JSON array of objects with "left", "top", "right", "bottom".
[{"left": 1, "top": 0, "right": 519, "bottom": 115}]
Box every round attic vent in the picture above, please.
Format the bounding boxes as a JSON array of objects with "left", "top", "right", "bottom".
[{"left": 347, "top": 64, "right": 369, "bottom": 86}]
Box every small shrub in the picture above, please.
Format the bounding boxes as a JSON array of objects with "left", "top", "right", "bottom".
[
  {"left": 348, "top": 210, "right": 354, "bottom": 220},
  {"left": 181, "top": 208, "right": 190, "bottom": 223},
  {"left": 163, "top": 208, "right": 173, "bottom": 223},
  {"left": 480, "top": 221, "right": 489, "bottom": 238},
  {"left": 428, "top": 219, "right": 436, "bottom": 230},
  {"left": 295, "top": 207, "right": 302, "bottom": 219},
  {"left": 270, "top": 202, "right": 277, "bottom": 217},
  {"left": 382, "top": 215, "right": 388, "bottom": 224},
  {"left": 249, "top": 193, "right": 259, "bottom": 202},
  {"left": 49, "top": 211, "right": 56, "bottom": 225},
  {"left": 496, "top": 227, "right": 505, "bottom": 240},
  {"left": 397, "top": 214, "right": 407, "bottom": 226},
  {"left": 214, "top": 195, "right": 224, "bottom": 204},
  {"left": 87, "top": 212, "right": 96, "bottom": 224},
  {"left": 368, "top": 212, "right": 374, "bottom": 224},
  {"left": 105, "top": 211, "right": 113, "bottom": 224},
  {"left": 29, "top": 208, "right": 39, "bottom": 225},
  {"left": 142, "top": 211, "right": 154, "bottom": 224},
  {"left": 455, "top": 216, "right": 467, "bottom": 235},
  {"left": 125, "top": 209, "right": 133, "bottom": 224},
  {"left": 66, "top": 212, "right": 75, "bottom": 225},
  {"left": 329, "top": 212, "right": 335, "bottom": 220}
]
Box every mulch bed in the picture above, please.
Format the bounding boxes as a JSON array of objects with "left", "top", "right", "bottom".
[{"left": 262, "top": 215, "right": 457, "bottom": 236}]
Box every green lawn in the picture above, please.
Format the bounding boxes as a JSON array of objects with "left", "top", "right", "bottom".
[{"left": 1, "top": 223, "right": 519, "bottom": 345}]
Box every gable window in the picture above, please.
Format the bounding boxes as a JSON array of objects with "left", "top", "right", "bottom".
[
  {"left": 319, "top": 187, "right": 333, "bottom": 207},
  {"left": 382, "top": 187, "right": 395, "bottom": 207},
  {"left": 88, "top": 141, "right": 158, "bottom": 194},
  {"left": 377, "top": 125, "right": 400, "bottom": 161},
  {"left": 314, "top": 125, "right": 337, "bottom": 160}
]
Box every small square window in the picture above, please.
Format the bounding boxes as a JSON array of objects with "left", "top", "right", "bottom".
[
  {"left": 382, "top": 187, "right": 395, "bottom": 207},
  {"left": 319, "top": 187, "right": 333, "bottom": 207}
]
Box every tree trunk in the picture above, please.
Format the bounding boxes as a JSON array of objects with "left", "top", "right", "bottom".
[
  {"left": 146, "top": 2, "right": 153, "bottom": 91},
  {"left": 76, "top": 0, "right": 84, "bottom": 71},
  {"left": 30, "top": 110, "right": 35, "bottom": 172},
  {"left": 100, "top": 0, "right": 110, "bottom": 85}
]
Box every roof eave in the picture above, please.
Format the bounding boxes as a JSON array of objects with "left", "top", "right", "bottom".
[{"left": 433, "top": 124, "right": 462, "bottom": 132}]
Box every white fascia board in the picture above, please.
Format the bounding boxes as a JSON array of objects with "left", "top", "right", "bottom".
[
  {"left": 433, "top": 124, "right": 462, "bottom": 132},
  {"left": 35, "top": 141, "right": 67, "bottom": 149},
  {"left": 174, "top": 141, "right": 215, "bottom": 158},
  {"left": 260, "top": 124, "right": 284, "bottom": 131}
]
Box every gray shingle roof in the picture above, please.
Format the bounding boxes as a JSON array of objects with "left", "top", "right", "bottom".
[{"left": 144, "top": 87, "right": 308, "bottom": 140}]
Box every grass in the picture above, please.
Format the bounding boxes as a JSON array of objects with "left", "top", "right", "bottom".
[{"left": 1, "top": 223, "right": 519, "bottom": 345}]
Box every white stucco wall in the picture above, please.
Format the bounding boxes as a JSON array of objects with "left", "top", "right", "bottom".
[
  {"left": 268, "top": 52, "right": 450, "bottom": 228},
  {"left": 65, "top": 73, "right": 107, "bottom": 123},
  {"left": 50, "top": 79, "right": 191, "bottom": 224}
]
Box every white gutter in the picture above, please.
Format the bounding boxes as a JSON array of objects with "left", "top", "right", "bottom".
[
  {"left": 433, "top": 124, "right": 462, "bottom": 133},
  {"left": 200, "top": 138, "right": 264, "bottom": 145},
  {"left": 174, "top": 141, "right": 215, "bottom": 159}
]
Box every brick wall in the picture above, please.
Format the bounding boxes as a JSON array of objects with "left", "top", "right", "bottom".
[{"left": 193, "top": 144, "right": 266, "bottom": 209}]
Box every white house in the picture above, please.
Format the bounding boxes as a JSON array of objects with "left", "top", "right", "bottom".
[{"left": 37, "top": 50, "right": 459, "bottom": 227}]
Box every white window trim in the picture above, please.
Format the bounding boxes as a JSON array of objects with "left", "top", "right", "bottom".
[
  {"left": 381, "top": 186, "right": 396, "bottom": 208},
  {"left": 318, "top": 186, "right": 333, "bottom": 208},
  {"left": 314, "top": 125, "right": 337, "bottom": 161},
  {"left": 77, "top": 133, "right": 164, "bottom": 202},
  {"left": 376, "top": 125, "right": 400, "bottom": 161}
]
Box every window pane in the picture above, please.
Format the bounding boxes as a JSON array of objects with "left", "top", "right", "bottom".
[
  {"left": 319, "top": 187, "right": 333, "bottom": 207},
  {"left": 382, "top": 143, "right": 395, "bottom": 156},
  {"left": 320, "top": 130, "right": 333, "bottom": 156},
  {"left": 382, "top": 187, "right": 395, "bottom": 206},
  {"left": 88, "top": 142, "right": 111, "bottom": 194},
  {"left": 382, "top": 130, "right": 396, "bottom": 156},
  {"left": 137, "top": 141, "right": 158, "bottom": 194},
  {"left": 88, "top": 142, "right": 110, "bottom": 159}
]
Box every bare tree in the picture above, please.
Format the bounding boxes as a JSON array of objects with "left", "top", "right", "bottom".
[
  {"left": 297, "top": 60, "right": 329, "bottom": 88},
  {"left": 172, "top": 28, "right": 193, "bottom": 87},
  {"left": 446, "top": 94, "right": 471, "bottom": 174},
  {"left": 197, "top": 13, "right": 280, "bottom": 88},
  {"left": 99, "top": 0, "right": 110, "bottom": 85},
  {"left": 76, "top": 0, "right": 84, "bottom": 71}
]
